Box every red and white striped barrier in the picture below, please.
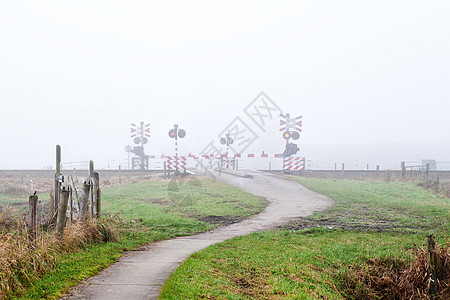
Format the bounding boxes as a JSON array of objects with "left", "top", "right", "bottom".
[
  {"left": 221, "top": 157, "right": 235, "bottom": 169},
  {"left": 197, "top": 153, "right": 284, "bottom": 159},
  {"left": 166, "top": 156, "right": 187, "bottom": 171},
  {"left": 132, "top": 157, "right": 148, "bottom": 169},
  {"left": 283, "top": 156, "right": 305, "bottom": 170}
]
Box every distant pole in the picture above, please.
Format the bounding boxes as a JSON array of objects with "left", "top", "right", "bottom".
[
  {"left": 119, "top": 165, "right": 122, "bottom": 184},
  {"left": 341, "top": 163, "right": 345, "bottom": 172},
  {"left": 367, "top": 163, "right": 369, "bottom": 171},
  {"left": 335, "top": 163, "right": 337, "bottom": 171}
]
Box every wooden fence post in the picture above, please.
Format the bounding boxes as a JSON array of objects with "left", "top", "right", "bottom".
[
  {"left": 89, "top": 160, "right": 94, "bottom": 218},
  {"left": 93, "top": 172, "right": 100, "bottom": 219},
  {"left": 427, "top": 235, "right": 438, "bottom": 299},
  {"left": 28, "top": 195, "right": 38, "bottom": 247},
  {"left": 53, "top": 145, "right": 61, "bottom": 224},
  {"left": 118, "top": 165, "right": 122, "bottom": 184},
  {"left": 96, "top": 188, "right": 101, "bottom": 218},
  {"left": 80, "top": 181, "right": 91, "bottom": 223},
  {"left": 56, "top": 188, "right": 70, "bottom": 238},
  {"left": 401, "top": 161, "right": 406, "bottom": 178},
  {"left": 69, "top": 187, "right": 73, "bottom": 224}
]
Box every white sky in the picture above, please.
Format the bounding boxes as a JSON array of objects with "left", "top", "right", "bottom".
[{"left": 1, "top": 1, "right": 449, "bottom": 169}]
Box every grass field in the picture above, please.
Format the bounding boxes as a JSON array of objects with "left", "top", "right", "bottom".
[
  {"left": 160, "top": 177, "right": 449, "bottom": 300},
  {"left": 288, "top": 177, "right": 449, "bottom": 234},
  {"left": 3, "top": 175, "right": 266, "bottom": 299}
]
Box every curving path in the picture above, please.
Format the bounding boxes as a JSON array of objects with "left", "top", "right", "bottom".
[{"left": 61, "top": 170, "right": 334, "bottom": 299}]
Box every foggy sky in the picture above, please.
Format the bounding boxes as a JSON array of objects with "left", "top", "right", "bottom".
[{"left": 1, "top": 1, "right": 449, "bottom": 170}]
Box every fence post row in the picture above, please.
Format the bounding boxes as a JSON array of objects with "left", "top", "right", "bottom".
[{"left": 27, "top": 146, "right": 103, "bottom": 241}]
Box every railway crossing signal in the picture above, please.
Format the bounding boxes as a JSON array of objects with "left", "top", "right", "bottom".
[
  {"left": 280, "top": 113, "right": 302, "bottom": 157},
  {"left": 279, "top": 113, "right": 302, "bottom": 132},
  {"left": 219, "top": 133, "right": 234, "bottom": 168},
  {"left": 127, "top": 121, "right": 151, "bottom": 170},
  {"left": 220, "top": 133, "right": 234, "bottom": 146},
  {"left": 168, "top": 124, "right": 186, "bottom": 140},
  {"left": 168, "top": 124, "right": 186, "bottom": 175},
  {"left": 131, "top": 122, "right": 150, "bottom": 145}
]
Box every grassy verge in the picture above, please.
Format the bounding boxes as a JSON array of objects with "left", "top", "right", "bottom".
[
  {"left": 3, "top": 175, "right": 266, "bottom": 299},
  {"left": 288, "top": 177, "right": 449, "bottom": 234},
  {"left": 161, "top": 177, "right": 449, "bottom": 299},
  {"left": 161, "top": 230, "right": 429, "bottom": 299}
]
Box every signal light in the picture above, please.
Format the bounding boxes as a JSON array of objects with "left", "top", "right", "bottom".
[
  {"left": 291, "top": 131, "right": 300, "bottom": 140},
  {"left": 168, "top": 129, "right": 177, "bottom": 138},
  {"left": 168, "top": 128, "right": 186, "bottom": 139},
  {"left": 220, "top": 135, "right": 234, "bottom": 145},
  {"left": 177, "top": 129, "right": 186, "bottom": 138},
  {"left": 283, "top": 131, "right": 291, "bottom": 140}
]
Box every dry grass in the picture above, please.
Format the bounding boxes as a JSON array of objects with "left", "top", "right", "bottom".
[
  {"left": 0, "top": 211, "right": 118, "bottom": 299},
  {"left": 340, "top": 243, "right": 450, "bottom": 300}
]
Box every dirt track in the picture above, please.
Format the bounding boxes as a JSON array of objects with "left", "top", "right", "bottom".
[{"left": 61, "top": 170, "right": 334, "bottom": 299}]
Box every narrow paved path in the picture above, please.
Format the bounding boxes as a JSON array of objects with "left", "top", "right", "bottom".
[{"left": 62, "top": 171, "right": 334, "bottom": 299}]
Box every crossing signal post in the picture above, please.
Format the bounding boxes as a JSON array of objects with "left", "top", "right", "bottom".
[
  {"left": 219, "top": 133, "right": 234, "bottom": 169},
  {"left": 128, "top": 122, "right": 151, "bottom": 170},
  {"left": 280, "top": 113, "right": 303, "bottom": 157},
  {"left": 168, "top": 124, "right": 186, "bottom": 175}
]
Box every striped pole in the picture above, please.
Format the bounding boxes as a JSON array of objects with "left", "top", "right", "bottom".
[{"left": 175, "top": 139, "right": 178, "bottom": 171}]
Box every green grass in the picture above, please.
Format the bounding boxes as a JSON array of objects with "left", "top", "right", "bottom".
[
  {"left": 0, "top": 194, "right": 28, "bottom": 211},
  {"left": 102, "top": 176, "right": 265, "bottom": 221},
  {"left": 11, "top": 176, "right": 266, "bottom": 299},
  {"left": 291, "top": 177, "right": 449, "bottom": 234},
  {"left": 160, "top": 177, "right": 449, "bottom": 299},
  {"left": 160, "top": 229, "right": 426, "bottom": 299}
]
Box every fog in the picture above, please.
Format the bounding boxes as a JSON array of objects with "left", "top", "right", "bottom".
[{"left": 1, "top": 1, "right": 449, "bottom": 170}]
